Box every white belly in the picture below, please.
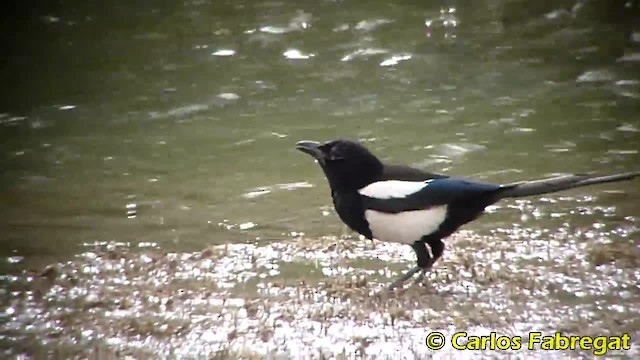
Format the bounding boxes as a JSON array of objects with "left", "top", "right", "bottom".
[{"left": 364, "top": 206, "right": 448, "bottom": 244}]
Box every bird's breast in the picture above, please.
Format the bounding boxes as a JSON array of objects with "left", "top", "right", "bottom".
[
  {"left": 364, "top": 206, "right": 448, "bottom": 244},
  {"left": 332, "top": 191, "right": 373, "bottom": 239}
]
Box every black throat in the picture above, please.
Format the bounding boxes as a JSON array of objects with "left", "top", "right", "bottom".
[{"left": 322, "top": 156, "right": 383, "bottom": 240}]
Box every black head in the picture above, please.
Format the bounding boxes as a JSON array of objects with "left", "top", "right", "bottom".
[{"left": 296, "top": 139, "right": 383, "bottom": 191}]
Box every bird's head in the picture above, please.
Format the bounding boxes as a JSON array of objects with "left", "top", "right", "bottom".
[{"left": 296, "top": 139, "right": 383, "bottom": 191}]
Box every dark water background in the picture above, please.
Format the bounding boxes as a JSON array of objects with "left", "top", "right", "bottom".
[
  {"left": 2, "top": 0, "right": 638, "bottom": 267},
  {"left": 0, "top": 0, "right": 639, "bottom": 357}
]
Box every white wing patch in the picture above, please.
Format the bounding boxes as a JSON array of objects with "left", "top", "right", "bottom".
[
  {"left": 364, "top": 205, "right": 447, "bottom": 244},
  {"left": 358, "top": 180, "right": 432, "bottom": 199}
]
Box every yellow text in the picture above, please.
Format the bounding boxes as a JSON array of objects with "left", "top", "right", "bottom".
[{"left": 528, "top": 332, "right": 630, "bottom": 356}]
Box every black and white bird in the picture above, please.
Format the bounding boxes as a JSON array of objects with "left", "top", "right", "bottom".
[{"left": 296, "top": 139, "right": 639, "bottom": 290}]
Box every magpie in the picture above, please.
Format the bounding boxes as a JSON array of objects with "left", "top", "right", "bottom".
[{"left": 295, "top": 139, "right": 640, "bottom": 290}]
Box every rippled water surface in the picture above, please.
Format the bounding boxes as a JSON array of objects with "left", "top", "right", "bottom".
[{"left": 1, "top": 0, "right": 639, "bottom": 358}]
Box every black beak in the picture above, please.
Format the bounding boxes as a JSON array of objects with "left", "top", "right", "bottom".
[{"left": 295, "top": 140, "right": 325, "bottom": 160}]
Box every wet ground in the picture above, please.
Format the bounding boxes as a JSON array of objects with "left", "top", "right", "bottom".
[{"left": 3, "top": 196, "right": 640, "bottom": 358}]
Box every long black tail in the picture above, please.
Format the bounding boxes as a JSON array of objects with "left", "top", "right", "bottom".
[{"left": 496, "top": 171, "right": 640, "bottom": 200}]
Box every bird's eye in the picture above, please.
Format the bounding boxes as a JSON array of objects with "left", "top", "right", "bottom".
[
  {"left": 319, "top": 142, "right": 344, "bottom": 161},
  {"left": 328, "top": 145, "right": 345, "bottom": 160}
]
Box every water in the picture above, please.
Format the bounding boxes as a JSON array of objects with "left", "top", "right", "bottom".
[{"left": 1, "top": 0, "right": 639, "bottom": 358}]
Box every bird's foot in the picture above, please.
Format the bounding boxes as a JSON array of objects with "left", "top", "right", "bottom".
[
  {"left": 385, "top": 266, "right": 422, "bottom": 292},
  {"left": 412, "top": 267, "right": 431, "bottom": 285},
  {"left": 384, "top": 260, "right": 434, "bottom": 293}
]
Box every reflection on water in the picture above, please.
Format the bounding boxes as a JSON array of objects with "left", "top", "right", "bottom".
[{"left": 0, "top": 0, "right": 639, "bottom": 357}]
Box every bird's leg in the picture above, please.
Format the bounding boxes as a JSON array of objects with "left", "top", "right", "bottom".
[
  {"left": 413, "top": 239, "right": 444, "bottom": 285},
  {"left": 386, "top": 241, "right": 432, "bottom": 290}
]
